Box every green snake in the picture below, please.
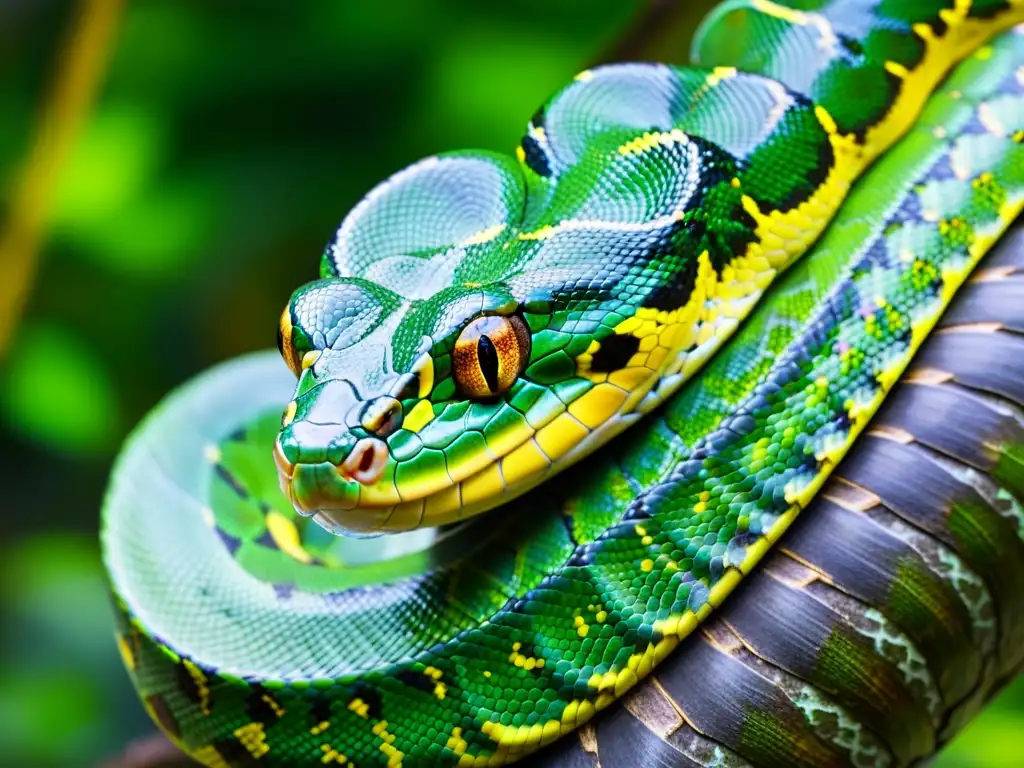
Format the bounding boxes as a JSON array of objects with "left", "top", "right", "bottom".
[{"left": 102, "top": 1, "right": 1024, "bottom": 765}]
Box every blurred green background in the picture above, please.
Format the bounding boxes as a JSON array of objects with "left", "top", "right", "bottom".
[{"left": 1, "top": 2, "right": 1023, "bottom": 766}]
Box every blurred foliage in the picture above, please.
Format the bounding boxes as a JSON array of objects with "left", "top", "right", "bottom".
[
  {"left": 940, "top": 685, "right": 1024, "bottom": 767},
  {"left": 2, "top": 1, "right": 1023, "bottom": 766}
]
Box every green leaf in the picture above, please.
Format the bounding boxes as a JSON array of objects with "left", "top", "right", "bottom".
[{"left": 937, "top": 680, "right": 1024, "bottom": 767}]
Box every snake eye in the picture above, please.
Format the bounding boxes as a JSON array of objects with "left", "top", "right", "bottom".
[
  {"left": 278, "top": 307, "right": 303, "bottom": 377},
  {"left": 453, "top": 314, "right": 531, "bottom": 399}
]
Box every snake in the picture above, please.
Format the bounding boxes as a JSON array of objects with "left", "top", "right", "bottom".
[{"left": 102, "top": 1, "right": 1024, "bottom": 766}]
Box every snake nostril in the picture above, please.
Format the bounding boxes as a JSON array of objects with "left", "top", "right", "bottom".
[
  {"left": 360, "top": 396, "right": 403, "bottom": 438},
  {"left": 339, "top": 437, "right": 389, "bottom": 485},
  {"left": 358, "top": 445, "right": 376, "bottom": 473}
]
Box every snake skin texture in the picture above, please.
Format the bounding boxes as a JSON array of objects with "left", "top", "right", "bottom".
[
  {"left": 103, "top": 2, "right": 1024, "bottom": 766},
  {"left": 533, "top": 220, "right": 1024, "bottom": 768}
]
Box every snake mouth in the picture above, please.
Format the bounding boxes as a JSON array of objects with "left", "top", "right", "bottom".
[
  {"left": 274, "top": 434, "right": 520, "bottom": 535},
  {"left": 275, "top": 435, "right": 392, "bottom": 515},
  {"left": 273, "top": 437, "right": 295, "bottom": 493},
  {"left": 274, "top": 370, "right": 659, "bottom": 535},
  {"left": 276, "top": 410, "right": 635, "bottom": 537}
]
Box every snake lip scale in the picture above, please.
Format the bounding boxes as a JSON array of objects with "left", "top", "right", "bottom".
[{"left": 103, "top": 1, "right": 1024, "bottom": 766}]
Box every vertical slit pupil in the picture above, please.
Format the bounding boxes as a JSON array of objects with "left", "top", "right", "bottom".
[{"left": 478, "top": 335, "right": 500, "bottom": 394}]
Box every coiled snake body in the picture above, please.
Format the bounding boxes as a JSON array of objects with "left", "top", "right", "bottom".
[{"left": 103, "top": 1, "right": 1024, "bottom": 765}]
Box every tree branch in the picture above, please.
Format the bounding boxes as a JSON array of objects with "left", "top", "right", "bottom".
[{"left": 100, "top": 733, "right": 195, "bottom": 768}]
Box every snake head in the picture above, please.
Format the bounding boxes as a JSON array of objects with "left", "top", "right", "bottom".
[
  {"left": 273, "top": 146, "right": 745, "bottom": 533},
  {"left": 272, "top": 60, "right": 804, "bottom": 535},
  {"left": 274, "top": 269, "right": 543, "bottom": 536},
  {"left": 274, "top": 149, "right": 628, "bottom": 537}
]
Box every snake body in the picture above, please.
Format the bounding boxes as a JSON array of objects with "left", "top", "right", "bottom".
[{"left": 103, "top": 2, "right": 1024, "bottom": 766}]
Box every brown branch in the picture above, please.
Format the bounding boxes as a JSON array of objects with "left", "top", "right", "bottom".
[
  {"left": 0, "top": 0, "right": 122, "bottom": 357},
  {"left": 592, "top": 0, "right": 715, "bottom": 67},
  {"left": 99, "top": 733, "right": 196, "bottom": 768}
]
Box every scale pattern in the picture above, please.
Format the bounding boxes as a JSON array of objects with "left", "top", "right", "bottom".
[
  {"left": 103, "top": 1, "right": 1024, "bottom": 766},
  {"left": 533, "top": 221, "right": 1024, "bottom": 768},
  {"left": 273, "top": 0, "right": 1024, "bottom": 535}
]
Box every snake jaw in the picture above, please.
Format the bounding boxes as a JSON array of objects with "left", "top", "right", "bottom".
[
  {"left": 275, "top": 427, "right": 394, "bottom": 532},
  {"left": 273, "top": 435, "right": 295, "bottom": 494}
]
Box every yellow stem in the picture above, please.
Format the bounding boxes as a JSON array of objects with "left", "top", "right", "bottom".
[{"left": 0, "top": 0, "right": 123, "bottom": 357}]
